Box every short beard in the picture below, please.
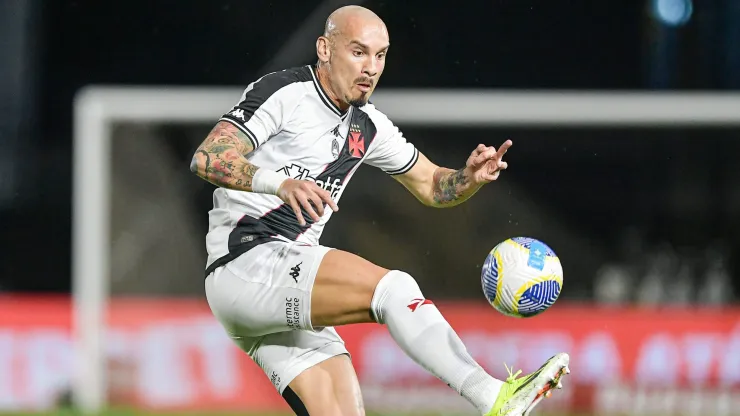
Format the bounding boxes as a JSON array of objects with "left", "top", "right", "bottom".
[{"left": 348, "top": 95, "right": 369, "bottom": 107}]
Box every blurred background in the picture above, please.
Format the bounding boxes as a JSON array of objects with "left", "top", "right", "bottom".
[{"left": 2, "top": 0, "right": 740, "bottom": 414}]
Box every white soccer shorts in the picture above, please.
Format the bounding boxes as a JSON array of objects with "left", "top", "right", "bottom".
[{"left": 204, "top": 240, "right": 350, "bottom": 393}]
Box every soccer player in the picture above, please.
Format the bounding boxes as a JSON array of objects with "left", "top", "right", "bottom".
[{"left": 190, "top": 5, "right": 569, "bottom": 416}]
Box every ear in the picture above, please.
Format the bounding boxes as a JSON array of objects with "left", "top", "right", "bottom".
[{"left": 316, "top": 36, "right": 331, "bottom": 64}]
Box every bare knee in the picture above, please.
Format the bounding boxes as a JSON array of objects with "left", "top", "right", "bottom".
[{"left": 288, "top": 355, "right": 365, "bottom": 416}]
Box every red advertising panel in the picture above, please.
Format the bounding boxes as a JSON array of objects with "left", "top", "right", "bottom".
[{"left": 1, "top": 295, "right": 740, "bottom": 414}]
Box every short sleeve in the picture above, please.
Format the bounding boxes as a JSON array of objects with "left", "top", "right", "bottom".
[
  {"left": 362, "top": 104, "right": 420, "bottom": 175},
  {"left": 219, "top": 72, "right": 304, "bottom": 149}
]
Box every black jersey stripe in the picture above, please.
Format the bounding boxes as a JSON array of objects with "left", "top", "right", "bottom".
[
  {"left": 218, "top": 117, "right": 259, "bottom": 149},
  {"left": 309, "top": 65, "right": 346, "bottom": 117},
  {"left": 223, "top": 66, "right": 313, "bottom": 146},
  {"left": 257, "top": 109, "right": 378, "bottom": 240},
  {"left": 204, "top": 215, "right": 281, "bottom": 277},
  {"left": 386, "top": 147, "right": 420, "bottom": 175}
]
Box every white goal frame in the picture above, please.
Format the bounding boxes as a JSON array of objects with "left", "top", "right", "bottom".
[{"left": 72, "top": 86, "right": 740, "bottom": 412}]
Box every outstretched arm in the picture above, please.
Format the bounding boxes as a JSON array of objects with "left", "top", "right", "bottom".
[{"left": 393, "top": 141, "right": 512, "bottom": 208}]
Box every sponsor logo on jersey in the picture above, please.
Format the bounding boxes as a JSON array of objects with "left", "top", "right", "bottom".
[{"left": 278, "top": 164, "right": 344, "bottom": 200}]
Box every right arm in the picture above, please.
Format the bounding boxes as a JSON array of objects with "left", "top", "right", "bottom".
[
  {"left": 189, "top": 121, "right": 260, "bottom": 191},
  {"left": 190, "top": 121, "right": 339, "bottom": 225}
]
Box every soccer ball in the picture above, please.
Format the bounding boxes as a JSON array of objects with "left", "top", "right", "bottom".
[{"left": 481, "top": 237, "right": 563, "bottom": 318}]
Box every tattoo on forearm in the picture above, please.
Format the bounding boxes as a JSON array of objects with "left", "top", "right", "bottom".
[
  {"left": 432, "top": 168, "right": 479, "bottom": 207},
  {"left": 190, "top": 121, "right": 260, "bottom": 191}
]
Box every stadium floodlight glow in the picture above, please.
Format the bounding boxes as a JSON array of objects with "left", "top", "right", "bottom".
[
  {"left": 652, "top": 0, "right": 693, "bottom": 27},
  {"left": 73, "top": 86, "right": 740, "bottom": 413}
]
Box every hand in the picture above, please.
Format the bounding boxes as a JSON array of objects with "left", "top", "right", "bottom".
[
  {"left": 464, "top": 140, "right": 512, "bottom": 185},
  {"left": 276, "top": 179, "right": 339, "bottom": 226}
]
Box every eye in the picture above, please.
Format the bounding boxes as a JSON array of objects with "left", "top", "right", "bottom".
[
  {"left": 377, "top": 52, "right": 386, "bottom": 60},
  {"left": 353, "top": 50, "right": 364, "bottom": 57}
]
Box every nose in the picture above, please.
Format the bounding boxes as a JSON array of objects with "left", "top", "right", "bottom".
[{"left": 363, "top": 57, "right": 380, "bottom": 78}]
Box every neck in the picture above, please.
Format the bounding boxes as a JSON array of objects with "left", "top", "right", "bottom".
[{"left": 316, "top": 64, "right": 349, "bottom": 112}]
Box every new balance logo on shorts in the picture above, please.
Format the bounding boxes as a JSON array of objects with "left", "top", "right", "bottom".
[
  {"left": 407, "top": 298, "right": 433, "bottom": 312},
  {"left": 289, "top": 262, "right": 302, "bottom": 283}
]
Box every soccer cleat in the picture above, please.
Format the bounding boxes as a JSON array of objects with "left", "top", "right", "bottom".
[{"left": 486, "top": 352, "right": 570, "bottom": 416}]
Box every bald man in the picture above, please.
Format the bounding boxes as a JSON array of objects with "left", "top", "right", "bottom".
[{"left": 191, "top": 5, "right": 569, "bottom": 416}]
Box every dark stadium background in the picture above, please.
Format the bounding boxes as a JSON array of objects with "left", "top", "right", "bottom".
[
  {"left": 2, "top": 1, "right": 740, "bottom": 414},
  {"left": 4, "top": 0, "right": 739, "bottom": 300}
]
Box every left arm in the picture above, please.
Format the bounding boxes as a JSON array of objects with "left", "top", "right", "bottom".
[{"left": 394, "top": 141, "right": 512, "bottom": 208}]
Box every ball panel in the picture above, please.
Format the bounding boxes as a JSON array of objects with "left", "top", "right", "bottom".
[
  {"left": 516, "top": 279, "right": 562, "bottom": 317},
  {"left": 481, "top": 237, "right": 563, "bottom": 319},
  {"left": 481, "top": 251, "right": 499, "bottom": 304},
  {"left": 510, "top": 236, "right": 557, "bottom": 257},
  {"left": 492, "top": 245, "right": 520, "bottom": 316}
]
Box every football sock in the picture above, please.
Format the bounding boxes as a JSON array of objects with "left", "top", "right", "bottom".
[{"left": 370, "top": 270, "right": 503, "bottom": 415}]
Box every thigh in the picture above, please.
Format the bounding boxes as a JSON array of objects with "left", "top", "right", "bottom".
[
  {"left": 205, "top": 240, "right": 331, "bottom": 336},
  {"left": 251, "top": 327, "right": 353, "bottom": 407},
  {"left": 310, "top": 248, "right": 390, "bottom": 328},
  {"left": 286, "top": 354, "right": 365, "bottom": 416}
]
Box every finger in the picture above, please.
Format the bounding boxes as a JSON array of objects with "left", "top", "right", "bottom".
[
  {"left": 297, "top": 194, "right": 321, "bottom": 223},
  {"left": 482, "top": 171, "right": 501, "bottom": 182},
  {"left": 287, "top": 195, "right": 306, "bottom": 226},
  {"left": 497, "top": 161, "right": 508, "bottom": 170},
  {"left": 473, "top": 148, "right": 498, "bottom": 166},
  {"left": 307, "top": 191, "right": 325, "bottom": 217},
  {"left": 473, "top": 143, "right": 487, "bottom": 155},
  {"left": 496, "top": 140, "right": 513, "bottom": 159},
  {"left": 318, "top": 188, "right": 339, "bottom": 212}
]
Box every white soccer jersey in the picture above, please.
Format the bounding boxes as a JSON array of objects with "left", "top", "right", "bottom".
[{"left": 204, "top": 65, "right": 419, "bottom": 275}]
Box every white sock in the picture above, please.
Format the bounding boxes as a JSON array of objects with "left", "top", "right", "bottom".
[{"left": 371, "top": 270, "right": 504, "bottom": 415}]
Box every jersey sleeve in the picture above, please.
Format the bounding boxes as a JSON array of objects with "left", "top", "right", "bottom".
[
  {"left": 362, "top": 105, "right": 420, "bottom": 175},
  {"left": 219, "top": 73, "right": 303, "bottom": 149}
]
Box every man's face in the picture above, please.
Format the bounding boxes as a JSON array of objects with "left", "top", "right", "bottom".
[{"left": 328, "top": 21, "right": 389, "bottom": 107}]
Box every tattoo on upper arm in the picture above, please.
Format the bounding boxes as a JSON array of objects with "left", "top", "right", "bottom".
[
  {"left": 191, "top": 121, "right": 260, "bottom": 190},
  {"left": 432, "top": 168, "right": 470, "bottom": 205}
]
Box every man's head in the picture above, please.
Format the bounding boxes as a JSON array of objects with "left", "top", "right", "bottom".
[{"left": 316, "top": 6, "right": 389, "bottom": 109}]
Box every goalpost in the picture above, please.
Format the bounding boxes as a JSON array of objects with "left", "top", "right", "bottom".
[{"left": 72, "top": 86, "right": 740, "bottom": 413}]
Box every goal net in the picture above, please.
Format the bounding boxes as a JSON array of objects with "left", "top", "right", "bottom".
[{"left": 72, "top": 87, "right": 740, "bottom": 414}]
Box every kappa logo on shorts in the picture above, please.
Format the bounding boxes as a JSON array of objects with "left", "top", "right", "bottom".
[
  {"left": 407, "top": 298, "right": 434, "bottom": 312},
  {"left": 270, "top": 371, "right": 281, "bottom": 388},
  {"left": 289, "top": 262, "right": 302, "bottom": 283}
]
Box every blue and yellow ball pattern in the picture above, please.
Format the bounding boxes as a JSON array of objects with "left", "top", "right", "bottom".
[{"left": 481, "top": 237, "right": 563, "bottom": 318}]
